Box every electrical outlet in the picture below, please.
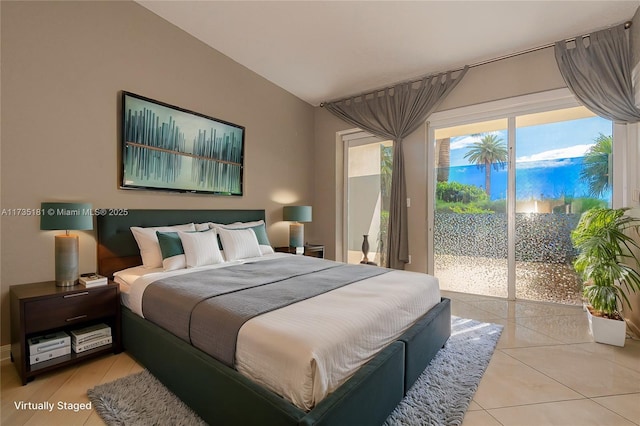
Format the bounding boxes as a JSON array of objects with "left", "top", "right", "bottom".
[
  {"left": 406, "top": 198, "right": 411, "bottom": 208},
  {"left": 407, "top": 255, "right": 412, "bottom": 264}
]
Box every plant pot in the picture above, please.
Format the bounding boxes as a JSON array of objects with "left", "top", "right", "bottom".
[{"left": 586, "top": 307, "right": 626, "bottom": 347}]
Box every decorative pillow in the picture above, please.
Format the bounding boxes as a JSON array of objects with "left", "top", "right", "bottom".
[
  {"left": 217, "top": 228, "right": 262, "bottom": 261},
  {"left": 213, "top": 221, "right": 271, "bottom": 247},
  {"left": 131, "top": 223, "right": 196, "bottom": 268},
  {"left": 178, "top": 229, "right": 224, "bottom": 268},
  {"left": 156, "top": 231, "right": 187, "bottom": 271}
]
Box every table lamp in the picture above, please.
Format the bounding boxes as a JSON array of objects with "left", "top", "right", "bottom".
[
  {"left": 283, "top": 205, "right": 312, "bottom": 254},
  {"left": 40, "top": 202, "right": 93, "bottom": 286}
]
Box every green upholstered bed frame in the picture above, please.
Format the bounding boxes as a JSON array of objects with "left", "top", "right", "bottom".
[{"left": 97, "top": 209, "right": 451, "bottom": 425}]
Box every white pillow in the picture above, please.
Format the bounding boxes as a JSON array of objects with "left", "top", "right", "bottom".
[
  {"left": 131, "top": 223, "right": 196, "bottom": 268},
  {"left": 178, "top": 229, "right": 224, "bottom": 268},
  {"left": 260, "top": 245, "right": 275, "bottom": 255},
  {"left": 194, "top": 222, "right": 211, "bottom": 232},
  {"left": 217, "top": 228, "right": 262, "bottom": 261},
  {"left": 210, "top": 220, "right": 265, "bottom": 230},
  {"left": 226, "top": 220, "right": 265, "bottom": 228}
]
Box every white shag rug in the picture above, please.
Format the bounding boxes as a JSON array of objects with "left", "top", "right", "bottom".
[
  {"left": 385, "top": 316, "right": 503, "bottom": 425},
  {"left": 88, "top": 316, "right": 502, "bottom": 426}
]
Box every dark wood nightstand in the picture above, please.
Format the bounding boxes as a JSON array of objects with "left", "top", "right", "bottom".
[
  {"left": 274, "top": 244, "right": 325, "bottom": 259},
  {"left": 10, "top": 281, "right": 122, "bottom": 385}
]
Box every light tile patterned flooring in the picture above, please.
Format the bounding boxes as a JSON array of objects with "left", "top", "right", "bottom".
[
  {"left": 1, "top": 292, "right": 639, "bottom": 425},
  {"left": 443, "top": 290, "right": 640, "bottom": 426}
]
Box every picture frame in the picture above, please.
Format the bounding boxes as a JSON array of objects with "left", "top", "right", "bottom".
[{"left": 120, "top": 91, "right": 244, "bottom": 196}]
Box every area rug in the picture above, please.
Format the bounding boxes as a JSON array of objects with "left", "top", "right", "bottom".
[
  {"left": 384, "top": 316, "right": 503, "bottom": 425},
  {"left": 88, "top": 316, "right": 502, "bottom": 426}
]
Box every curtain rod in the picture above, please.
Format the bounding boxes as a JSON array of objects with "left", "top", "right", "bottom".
[
  {"left": 467, "top": 20, "right": 633, "bottom": 70},
  {"left": 321, "top": 20, "right": 632, "bottom": 107}
]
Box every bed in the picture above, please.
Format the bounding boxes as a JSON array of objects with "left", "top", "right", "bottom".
[{"left": 97, "top": 209, "right": 451, "bottom": 426}]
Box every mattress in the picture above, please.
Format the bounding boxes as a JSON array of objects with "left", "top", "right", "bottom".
[{"left": 115, "top": 253, "right": 441, "bottom": 410}]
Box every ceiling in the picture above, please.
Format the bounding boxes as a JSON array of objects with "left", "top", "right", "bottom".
[{"left": 138, "top": 1, "right": 640, "bottom": 106}]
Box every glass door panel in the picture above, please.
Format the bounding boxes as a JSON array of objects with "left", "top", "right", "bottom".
[
  {"left": 434, "top": 119, "right": 509, "bottom": 298},
  {"left": 514, "top": 107, "right": 612, "bottom": 305},
  {"left": 346, "top": 139, "right": 392, "bottom": 265}
]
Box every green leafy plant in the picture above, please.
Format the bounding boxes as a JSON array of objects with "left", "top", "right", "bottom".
[
  {"left": 450, "top": 204, "right": 493, "bottom": 214},
  {"left": 436, "top": 181, "right": 488, "bottom": 204},
  {"left": 571, "top": 208, "right": 640, "bottom": 318},
  {"left": 580, "top": 133, "right": 612, "bottom": 198}
]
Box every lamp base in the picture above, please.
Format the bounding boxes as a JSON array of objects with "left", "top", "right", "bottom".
[
  {"left": 55, "top": 234, "right": 79, "bottom": 287},
  {"left": 289, "top": 223, "right": 304, "bottom": 251}
]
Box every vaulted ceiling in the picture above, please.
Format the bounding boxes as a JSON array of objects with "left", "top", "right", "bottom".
[{"left": 138, "top": 1, "right": 640, "bottom": 106}]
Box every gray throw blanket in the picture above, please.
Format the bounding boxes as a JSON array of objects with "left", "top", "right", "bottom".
[{"left": 142, "top": 256, "right": 389, "bottom": 366}]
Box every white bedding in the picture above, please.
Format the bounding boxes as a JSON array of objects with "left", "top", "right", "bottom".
[{"left": 116, "top": 253, "right": 441, "bottom": 410}]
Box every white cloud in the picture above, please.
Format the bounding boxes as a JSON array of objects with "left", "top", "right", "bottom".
[
  {"left": 450, "top": 132, "right": 503, "bottom": 150},
  {"left": 450, "top": 135, "right": 480, "bottom": 150},
  {"left": 516, "top": 144, "right": 592, "bottom": 163}
]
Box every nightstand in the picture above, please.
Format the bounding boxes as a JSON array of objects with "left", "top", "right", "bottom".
[
  {"left": 10, "top": 281, "right": 121, "bottom": 385},
  {"left": 274, "top": 244, "right": 325, "bottom": 259}
]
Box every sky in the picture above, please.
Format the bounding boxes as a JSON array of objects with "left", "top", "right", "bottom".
[{"left": 448, "top": 116, "right": 612, "bottom": 168}]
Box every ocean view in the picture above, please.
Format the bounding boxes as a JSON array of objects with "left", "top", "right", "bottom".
[{"left": 446, "top": 156, "right": 610, "bottom": 201}]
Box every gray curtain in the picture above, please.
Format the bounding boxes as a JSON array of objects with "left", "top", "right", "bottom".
[
  {"left": 555, "top": 24, "right": 640, "bottom": 123},
  {"left": 325, "top": 67, "right": 468, "bottom": 269}
]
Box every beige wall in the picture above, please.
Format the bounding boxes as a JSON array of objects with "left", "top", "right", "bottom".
[
  {"left": 314, "top": 47, "right": 565, "bottom": 272},
  {"left": 0, "top": 1, "right": 315, "bottom": 345}
]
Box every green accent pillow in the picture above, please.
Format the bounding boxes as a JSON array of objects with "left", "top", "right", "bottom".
[
  {"left": 248, "top": 223, "right": 271, "bottom": 246},
  {"left": 156, "top": 231, "right": 186, "bottom": 271},
  {"left": 156, "top": 231, "right": 184, "bottom": 258}
]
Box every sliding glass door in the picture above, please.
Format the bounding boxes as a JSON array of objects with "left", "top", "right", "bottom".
[
  {"left": 514, "top": 108, "right": 612, "bottom": 304},
  {"left": 432, "top": 101, "right": 612, "bottom": 305},
  {"left": 434, "top": 119, "right": 509, "bottom": 298}
]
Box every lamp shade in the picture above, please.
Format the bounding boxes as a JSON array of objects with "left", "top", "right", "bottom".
[
  {"left": 40, "top": 202, "right": 93, "bottom": 231},
  {"left": 283, "top": 205, "right": 312, "bottom": 222}
]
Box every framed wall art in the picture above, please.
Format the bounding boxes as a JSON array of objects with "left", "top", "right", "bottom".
[{"left": 121, "top": 91, "right": 244, "bottom": 196}]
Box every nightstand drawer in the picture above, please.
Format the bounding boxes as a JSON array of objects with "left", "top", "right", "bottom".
[{"left": 24, "top": 288, "right": 117, "bottom": 334}]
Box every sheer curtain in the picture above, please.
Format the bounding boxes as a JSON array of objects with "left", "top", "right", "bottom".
[
  {"left": 325, "top": 68, "right": 468, "bottom": 269},
  {"left": 555, "top": 23, "right": 640, "bottom": 123}
]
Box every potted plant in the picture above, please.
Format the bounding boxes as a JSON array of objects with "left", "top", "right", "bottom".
[{"left": 571, "top": 207, "right": 640, "bottom": 346}]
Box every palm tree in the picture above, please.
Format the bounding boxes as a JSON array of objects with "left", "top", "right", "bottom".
[
  {"left": 463, "top": 134, "right": 508, "bottom": 196},
  {"left": 580, "top": 133, "right": 611, "bottom": 198},
  {"left": 436, "top": 138, "right": 451, "bottom": 182}
]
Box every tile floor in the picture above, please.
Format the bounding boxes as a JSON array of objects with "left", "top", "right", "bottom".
[
  {"left": 443, "top": 290, "right": 640, "bottom": 426},
  {"left": 2, "top": 291, "right": 638, "bottom": 425}
]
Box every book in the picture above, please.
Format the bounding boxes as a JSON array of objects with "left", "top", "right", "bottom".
[
  {"left": 72, "top": 335, "right": 112, "bottom": 353},
  {"left": 78, "top": 274, "right": 107, "bottom": 287},
  {"left": 28, "top": 331, "right": 70, "bottom": 354},
  {"left": 70, "top": 323, "right": 111, "bottom": 345}
]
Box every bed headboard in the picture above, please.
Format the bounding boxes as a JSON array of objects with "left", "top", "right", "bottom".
[{"left": 96, "top": 209, "right": 266, "bottom": 278}]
